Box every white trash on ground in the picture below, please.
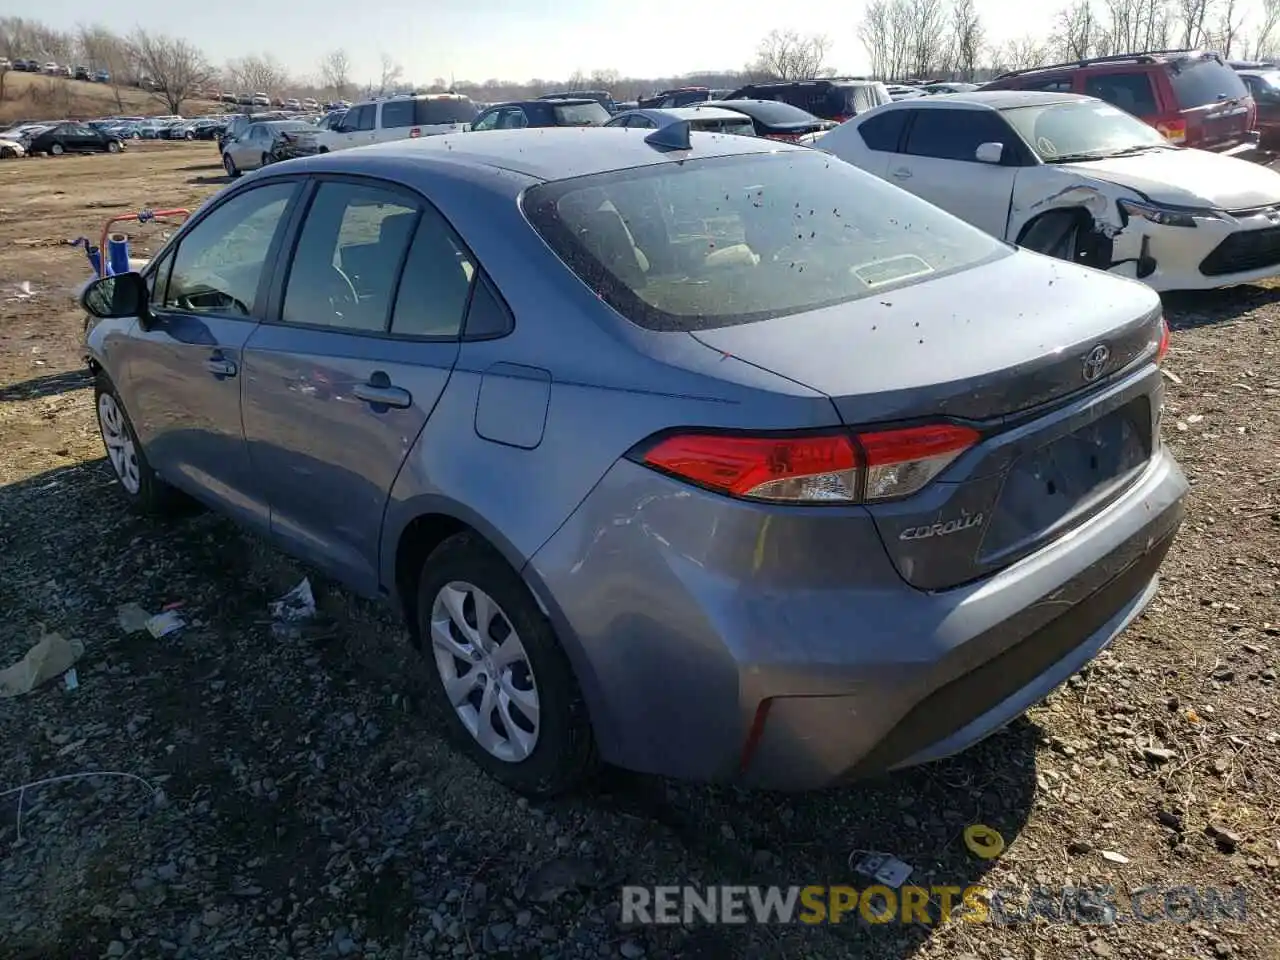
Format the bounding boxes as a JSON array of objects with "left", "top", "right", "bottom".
[
  {"left": 269, "top": 578, "right": 316, "bottom": 622},
  {"left": 0, "top": 631, "right": 85, "bottom": 698}
]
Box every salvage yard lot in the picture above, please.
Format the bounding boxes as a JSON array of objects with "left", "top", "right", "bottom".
[{"left": 2, "top": 143, "right": 1280, "bottom": 960}]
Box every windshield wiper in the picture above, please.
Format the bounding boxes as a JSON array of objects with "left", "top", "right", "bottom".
[
  {"left": 1043, "top": 151, "right": 1109, "bottom": 163},
  {"left": 1101, "top": 144, "right": 1170, "bottom": 157}
]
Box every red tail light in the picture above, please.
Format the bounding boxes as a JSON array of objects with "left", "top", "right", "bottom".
[
  {"left": 1156, "top": 315, "right": 1170, "bottom": 362},
  {"left": 831, "top": 114, "right": 852, "bottom": 124},
  {"left": 409, "top": 127, "right": 422, "bottom": 138},
  {"left": 1154, "top": 117, "right": 1187, "bottom": 143},
  {"left": 766, "top": 132, "right": 801, "bottom": 142},
  {"left": 637, "top": 424, "right": 980, "bottom": 504}
]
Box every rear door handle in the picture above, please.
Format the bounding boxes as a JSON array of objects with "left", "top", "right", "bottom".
[
  {"left": 890, "top": 167, "right": 912, "bottom": 180},
  {"left": 204, "top": 356, "right": 237, "bottom": 377},
  {"left": 353, "top": 382, "right": 411, "bottom": 409}
]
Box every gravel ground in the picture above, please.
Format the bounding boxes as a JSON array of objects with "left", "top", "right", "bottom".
[{"left": 2, "top": 144, "right": 1279, "bottom": 960}]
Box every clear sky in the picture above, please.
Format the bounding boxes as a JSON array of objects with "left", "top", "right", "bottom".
[{"left": 2, "top": 0, "right": 1133, "bottom": 84}]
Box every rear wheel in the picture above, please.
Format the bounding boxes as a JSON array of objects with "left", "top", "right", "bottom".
[
  {"left": 49, "top": 142, "right": 64, "bottom": 156},
  {"left": 416, "top": 532, "right": 598, "bottom": 797},
  {"left": 260, "top": 152, "right": 271, "bottom": 168},
  {"left": 106, "top": 139, "right": 121, "bottom": 154}
]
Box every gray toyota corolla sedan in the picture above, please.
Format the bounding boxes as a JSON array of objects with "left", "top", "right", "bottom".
[{"left": 81, "top": 126, "right": 1187, "bottom": 796}]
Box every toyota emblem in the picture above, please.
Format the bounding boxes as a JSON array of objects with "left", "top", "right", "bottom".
[{"left": 1082, "top": 343, "right": 1111, "bottom": 382}]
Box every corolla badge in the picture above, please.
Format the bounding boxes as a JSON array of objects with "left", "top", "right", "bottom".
[
  {"left": 1082, "top": 343, "right": 1111, "bottom": 383},
  {"left": 899, "top": 512, "right": 984, "bottom": 541}
]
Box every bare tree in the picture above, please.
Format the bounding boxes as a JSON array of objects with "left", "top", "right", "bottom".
[
  {"left": 904, "top": 0, "right": 949, "bottom": 77},
  {"left": 1001, "top": 34, "right": 1051, "bottom": 71},
  {"left": 750, "top": 29, "right": 831, "bottom": 80},
  {"left": 1213, "top": 0, "right": 1244, "bottom": 55},
  {"left": 950, "top": 0, "right": 985, "bottom": 80},
  {"left": 77, "top": 25, "right": 135, "bottom": 110},
  {"left": 1054, "top": 0, "right": 1101, "bottom": 59},
  {"left": 1176, "top": 0, "right": 1215, "bottom": 47},
  {"left": 377, "top": 52, "right": 403, "bottom": 96},
  {"left": 227, "top": 54, "right": 288, "bottom": 96},
  {"left": 1251, "top": 0, "right": 1280, "bottom": 57},
  {"left": 319, "top": 48, "right": 350, "bottom": 96},
  {"left": 130, "top": 29, "right": 214, "bottom": 114}
]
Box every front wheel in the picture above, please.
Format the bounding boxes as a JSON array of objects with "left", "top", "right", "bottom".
[
  {"left": 106, "top": 139, "right": 121, "bottom": 153},
  {"left": 1019, "top": 210, "right": 1085, "bottom": 263},
  {"left": 95, "top": 374, "right": 188, "bottom": 516},
  {"left": 223, "top": 152, "right": 239, "bottom": 178},
  {"left": 49, "top": 142, "right": 64, "bottom": 156},
  {"left": 417, "top": 532, "right": 598, "bottom": 797},
  {"left": 260, "top": 152, "right": 272, "bottom": 168}
]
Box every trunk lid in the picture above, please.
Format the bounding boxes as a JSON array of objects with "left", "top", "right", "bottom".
[{"left": 690, "top": 250, "right": 1165, "bottom": 590}]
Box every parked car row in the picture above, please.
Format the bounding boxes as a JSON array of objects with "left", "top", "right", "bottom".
[{"left": 3, "top": 57, "right": 111, "bottom": 81}]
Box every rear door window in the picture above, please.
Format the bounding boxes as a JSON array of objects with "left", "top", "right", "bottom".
[
  {"left": 414, "top": 97, "right": 479, "bottom": 125},
  {"left": 1022, "top": 77, "right": 1075, "bottom": 92},
  {"left": 903, "top": 109, "right": 1014, "bottom": 161},
  {"left": 552, "top": 102, "right": 610, "bottom": 125},
  {"left": 1168, "top": 58, "right": 1250, "bottom": 107},
  {"left": 379, "top": 99, "right": 414, "bottom": 128},
  {"left": 1083, "top": 72, "right": 1158, "bottom": 116},
  {"left": 858, "top": 109, "right": 907, "bottom": 151}
]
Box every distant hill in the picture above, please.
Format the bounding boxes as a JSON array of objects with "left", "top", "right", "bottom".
[{"left": 0, "top": 69, "right": 222, "bottom": 123}]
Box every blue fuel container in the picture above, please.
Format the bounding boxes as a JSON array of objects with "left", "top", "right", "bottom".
[{"left": 106, "top": 232, "right": 130, "bottom": 276}]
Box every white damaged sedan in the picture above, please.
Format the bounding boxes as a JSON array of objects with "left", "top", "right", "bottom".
[{"left": 814, "top": 90, "right": 1280, "bottom": 292}]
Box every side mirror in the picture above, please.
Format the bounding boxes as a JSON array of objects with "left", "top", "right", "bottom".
[
  {"left": 81, "top": 272, "right": 147, "bottom": 320},
  {"left": 975, "top": 141, "right": 1005, "bottom": 164}
]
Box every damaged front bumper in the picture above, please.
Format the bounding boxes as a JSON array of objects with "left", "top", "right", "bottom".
[{"left": 1106, "top": 203, "right": 1280, "bottom": 291}]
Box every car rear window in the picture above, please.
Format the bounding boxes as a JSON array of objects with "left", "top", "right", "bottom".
[
  {"left": 730, "top": 100, "right": 820, "bottom": 125},
  {"left": 552, "top": 102, "right": 610, "bottom": 126},
  {"left": 414, "top": 97, "right": 479, "bottom": 125},
  {"left": 523, "top": 151, "right": 1006, "bottom": 332},
  {"left": 1169, "top": 57, "right": 1249, "bottom": 107}
]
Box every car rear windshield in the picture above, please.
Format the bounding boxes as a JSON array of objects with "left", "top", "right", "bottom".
[
  {"left": 1169, "top": 57, "right": 1249, "bottom": 107},
  {"left": 842, "top": 83, "right": 892, "bottom": 114},
  {"left": 414, "top": 97, "right": 478, "bottom": 125},
  {"left": 553, "top": 102, "right": 610, "bottom": 126},
  {"left": 523, "top": 150, "right": 1006, "bottom": 332}
]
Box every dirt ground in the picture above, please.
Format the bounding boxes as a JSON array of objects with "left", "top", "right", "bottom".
[{"left": 2, "top": 143, "right": 1279, "bottom": 960}]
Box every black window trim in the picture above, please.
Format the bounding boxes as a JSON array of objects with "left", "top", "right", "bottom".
[
  {"left": 261, "top": 172, "right": 512, "bottom": 343},
  {"left": 145, "top": 177, "right": 305, "bottom": 323},
  {"left": 899, "top": 107, "right": 1034, "bottom": 166}
]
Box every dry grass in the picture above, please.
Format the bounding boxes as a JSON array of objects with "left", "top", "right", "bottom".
[{"left": 0, "top": 70, "right": 221, "bottom": 123}]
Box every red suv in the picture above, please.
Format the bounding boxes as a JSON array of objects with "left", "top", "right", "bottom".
[{"left": 983, "top": 50, "right": 1258, "bottom": 156}]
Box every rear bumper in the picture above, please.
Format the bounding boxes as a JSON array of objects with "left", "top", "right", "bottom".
[{"left": 526, "top": 446, "right": 1186, "bottom": 791}]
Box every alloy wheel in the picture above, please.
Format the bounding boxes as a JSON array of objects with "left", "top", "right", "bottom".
[
  {"left": 97, "top": 392, "right": 141, "bottom": 495},
  {"left": 430, "top": 581, "right": 540, "bottom": 762}
]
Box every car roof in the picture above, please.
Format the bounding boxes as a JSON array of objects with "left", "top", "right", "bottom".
[
  {"left": 297, "top": 127, "right": 799, "bottom": 183},
  {"left": 485, "top": 99, "right": 597, "bottom": 109},
  {"left": 894, "top": 90, "right": 1086, "bottom": 110}
]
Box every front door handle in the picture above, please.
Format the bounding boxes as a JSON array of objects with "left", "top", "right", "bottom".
[
  {"left": 890, "top": 167, "right": 913, "bottom": 180},
  {"left": 353, "top": 381, "right": 411, "bottom": 409},
  {"left": 204, "top": 356, "right": 237, "bottom": 377}
]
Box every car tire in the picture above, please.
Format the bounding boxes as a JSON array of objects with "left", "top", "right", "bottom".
[
  {"left": 223, "top": 152, "right": 240, "bottom": 178},
  {"left": 318, "top": 146, "right": 329, "bottom": 154},
  {"left": 106, "top": 139, "right": 121, "bottom": 154},
  {"left": 94, "top": 373, "right": 189, "bottom": 516},
  {"left": 0, "top": 147, "right": 14, "bottom": 159},
  {"left": 260, "top": 152, "right": 271, "bottom": 167},
  {"left": 49, "top": 142, "right": 64, "bottom": 156},
  {"left": 1019, "top": 210, "right": 1086, "bottom": 264},
  {"left": 185, "top": 130, "right": 194, "bottom": 140},
  {"left": 416, "top": 531, "right": 598, "bottom": 797}
]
